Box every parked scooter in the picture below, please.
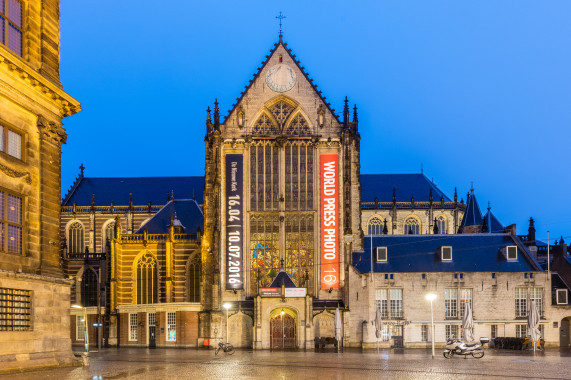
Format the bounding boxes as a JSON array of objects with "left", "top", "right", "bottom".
[{"left": 443, "top": 338, "right": 485, "bottom": 359}]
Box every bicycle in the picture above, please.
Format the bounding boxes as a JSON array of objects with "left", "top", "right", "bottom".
[{"left": 215, "top": 342, "right": 235, "bottom": 355}]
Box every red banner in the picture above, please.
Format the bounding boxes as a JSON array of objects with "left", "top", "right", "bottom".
[{"left": 320, "top": 153, "right": 339, "bottom": 289}]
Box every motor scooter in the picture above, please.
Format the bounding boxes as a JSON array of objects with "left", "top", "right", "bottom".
[{"left": 443, "top": 338, "right": 485, "bottom": 359}]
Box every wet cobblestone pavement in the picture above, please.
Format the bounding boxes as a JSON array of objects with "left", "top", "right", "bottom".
[{"left": 2, "top": 348, "right": 570, "bottom": 379}]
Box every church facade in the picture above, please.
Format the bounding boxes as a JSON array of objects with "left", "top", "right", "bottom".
[{"left": 60, "top": 35, "right": 571, "bottom": 350}]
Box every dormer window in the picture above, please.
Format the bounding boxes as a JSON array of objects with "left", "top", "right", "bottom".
[
  {"left": 557, "top": 289, "right": 568, "bottom": 305},
  {"left": 441, "top": 246, "right": 452, "bottom": 261},
  {"left": 376, "top": 247, "right": 387, "bottom": 262},
  {"left": 506, "top": 246, "right": 517, "bottom": 260}
]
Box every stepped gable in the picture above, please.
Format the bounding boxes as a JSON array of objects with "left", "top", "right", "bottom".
[
  {"left": 460, "top": 188, "right": 483, "bottom": 232},
  {"left": 135, "top": 199, "right": 204, "bottom": 234},
  {"left": 61, "top": 176, "right": 205, "bottom": 206},
  {"left": 223, "top": 35, "right": 340, "bottom": 124},
  {"left": 360, "top": 173, "right": 451, "bottom": 203}
]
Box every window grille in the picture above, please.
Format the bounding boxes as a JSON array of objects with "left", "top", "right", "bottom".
[
  {"left": 76, "top": 315, "right": 85, "bottom": 341},
  {"left": 445, "top": 325, "right": 458, "bottom": 340},
  {"left": 129, "top": 314, "right": 138, "bottom": 341},
  {"left": 445, "top": 288, "right": 458, "bottom": 318},
  {"left": 0, "top": 190, "right": 23, "bottom": 254},
  {"left": 368, "top": 217, "right": 384, "bottom": 235},
  {"left": 148, "top": 312, "right": 156, "bottom": 327},
  {"left": 515, "top": 324, "right": 527, "bottom": 338},
  {"left": 515, "top": 288, "right": 527, "bottom": 317},
  {"left": 167, "top": 312, "right": 176, "bottom": 341},
  {"left": 0, "top": 287, "right": 31, "bottom": 331},
  {"left": 0, "top": 0, "right": 22, "bottom": 56}
]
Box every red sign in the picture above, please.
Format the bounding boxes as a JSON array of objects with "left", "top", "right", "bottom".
[
  {"left": 260, "top": 288, "right": 281, "bottom": 297},
  {"left": 320, "top": 153, "right": 339, "bottom": 289}
]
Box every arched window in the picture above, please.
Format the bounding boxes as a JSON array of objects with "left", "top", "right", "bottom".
[
  {"left": 187, "top": 255, "right": 201, "bottom": 303},
  {"left": 136, "top": 252, "right": 157, "bottom": 304},
  {"left": 68, "top": 221, "right": 84, "bottom": 254},
  {"left": 81, "top": 268, "right": 98, "bottom": 307},
  {"left": 252, "top": 113, "right": 279, "bottom": 135},
  {"left": 284, "top": 113, "right": 311, "bottom": 135},
  {"left": 368, "top": 217, "right": 384, "bottom": 235},
  {"left": 404, "top": 217, "right": 420, "bottom": 235},
  {"left": 436, "top": 216, "right": 447, "bottom": 234},
  {"left": 104, "top": 221, "right": 115, "bottom": 245},
  {"left": 269, "top": 100, "right": 295, "bottom": 127}
]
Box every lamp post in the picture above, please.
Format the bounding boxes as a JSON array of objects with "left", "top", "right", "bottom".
[
  {"left": 425, "top": 293, "right": 437, "bottom": 358},
  {"left": 223, "top": 303, "right": 231, "bottom": 344},
  {"left": 72, "top": 304, "right": 88, "bottom": 355}
]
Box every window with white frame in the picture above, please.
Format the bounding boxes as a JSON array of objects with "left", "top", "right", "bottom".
[
  {"left": 167, "top": 312, "right": 176, "bottom": 341},
  {"left": 515, "top": 324, "right": 527, "bottom": 338},
  {"left": 445, "top": 288, "right": 457, "bottom": 318},
  {"left": 459, "top": 288, "right": 472, "bottom": 317},
  {"left": 421, "top": 324, "right": 430, "bottom": 342},
  {"left": 76, "top": 315, "right": 85, "bottom": 341},
  {"left": 515, "top": 287, "right": 527, "bottom": 317},
  {"left": 375, "top": 288, "right": 403, "bottom": 319},
  {"left": 445, "top": 325, "right": 459, "bottom": 340},
  {"left": 441, "top": 246, "right": 452, "bottom": 261},
  {"left": 491, "top": 324, "right": 497, "bottom": 339},
  {"left": 530, "top": 287, "right": 543, "bottom": 317},
  {"left": 148, "top": 312, "right": 156, "bottom": 327},
  {"left": 557, "top": 289, "right": 568, "bottom": 305},
  {"left": 376, "top": 247, "right": 387, "bottom": 262},
  {"left": 129, "top": 314, "right": 138, "bottom": 341}
]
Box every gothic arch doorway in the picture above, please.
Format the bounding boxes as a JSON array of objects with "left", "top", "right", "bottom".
[{"left": 270, "top": 309, "right": 296, "bottom": 349}]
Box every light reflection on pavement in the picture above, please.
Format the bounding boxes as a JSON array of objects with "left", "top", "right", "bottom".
[{"left": 1, "top": 348, "right": 570, "bottom": 380}]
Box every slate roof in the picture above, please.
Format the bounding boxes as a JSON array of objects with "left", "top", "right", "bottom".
[
  {"left": 353, "top": 234, "right": 541, "bottom": 273},
  {"left": 62, "top": 176, "right": 204, "bottom": 206},
  {"left": 360, "top": 174, "right": 451, "bottom": 203},
  {"left": 269, "top": 269, "right": 297, "bottom": 288},
  {"left": 460, "top": 190, "right": 483, "bottom": 227},
  {"left": 135, "top": 199, "right": 203, "bottom": 234},
  {"left": 483, "top": 209, "right": 504, "bottom": 233}
]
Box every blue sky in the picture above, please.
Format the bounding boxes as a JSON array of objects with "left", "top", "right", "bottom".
[{"left": 59, "top": 1, "right": 571, "bottom": 242}]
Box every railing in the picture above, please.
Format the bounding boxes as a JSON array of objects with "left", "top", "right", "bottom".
[
  {"left": 65, "top": 251, "right": 106, "bottom": 260},
  {"left": 119, "top": 233, "right": 198, "bottom": 243},
  {"left": 61, "top": 205, "right": 163, "bottom": 214},
  {"left": 361, "top": 201, "right": 464, "bottom": 210}
]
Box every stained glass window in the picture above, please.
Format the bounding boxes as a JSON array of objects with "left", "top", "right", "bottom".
[
  {"left": 250, "top": 214, "right": 280, "bottom": 294},
  {"left": 285, "top": 214, "right": 314, "bottom": 289},
  {"left": 250, "top": 143, "right": 279, "bottom": 211},
  {"left": 285, "top": 143, "right": 313, "bottom": 211}
]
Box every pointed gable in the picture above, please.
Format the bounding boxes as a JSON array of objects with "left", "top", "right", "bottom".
[
  {"left": 483, "top": 209, "right": 504, "bottom": 233},
  {"left": 222, "top": 37, "right": 341, "bottom": 135},
  {"left": 269, "top": 269, "right": 297, "bottom": 288},
  {"left": 461, "top": 189, "right": 483, "bottom": 229}
]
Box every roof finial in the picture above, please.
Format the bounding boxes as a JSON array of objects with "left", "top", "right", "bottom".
[
  {"left": 276, "top": 11, "right": 286, "bottom": 41},
  {"left": 487, "top": 201, "right": 491, "bottom": 212},
  {"left": 213, "top": 99, "right": 220, "bottom": 126},
  {"left": 343, "top": 96, "right": 349, "bottom": 126},
  {"left": 470, "top": 181, "right": 474, "bottom": 193},
  {"left": 79, "top": 163, "right": 85, "bottom": 177},
  {"left": 352, "top": 104, "right": 358, "bottom": 122}
]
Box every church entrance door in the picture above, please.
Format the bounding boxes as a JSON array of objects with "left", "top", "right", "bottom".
[{"left": 270, "top": 313, "right": 296, "bottom": 349}]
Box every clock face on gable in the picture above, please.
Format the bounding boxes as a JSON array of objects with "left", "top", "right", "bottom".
[{"left": 265, "top": 64, "right": 297, "bottom": 93}]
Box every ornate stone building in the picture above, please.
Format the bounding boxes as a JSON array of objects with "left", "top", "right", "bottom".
[{"left": 0, "top": 0, "right": 81, "bottom": 372}]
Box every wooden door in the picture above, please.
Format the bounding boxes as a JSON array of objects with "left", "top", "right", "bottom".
[{"left": 270, "top": 314, "right": 296, "bottom": 349}]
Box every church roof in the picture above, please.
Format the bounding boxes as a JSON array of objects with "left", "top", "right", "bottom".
[
  {"left": 135, "top": 199, "right": 203, "bottom": 234},
  {"left": 483, "top": 208, "right": 504, "bottom": 233},
  {"left": 269, "top": 269, "right": 297, "bottom": 288},
  {"left": 360, "top": 173, "right": 451, "bottom": 203},
  {"left": 223, "top": 36, "right": 340, "bottom": 123},
  {"left": 353, "top": 234, "right": 541, "bottom": 273},
  {"left": 62, "top": 176, "right": 205, "bottom": 206},
  {"left": 460, "top": 190, "right": 483, "bottom": 227},
  {"left": 63, "top": 174, "right": 455, "bottom": 207}
]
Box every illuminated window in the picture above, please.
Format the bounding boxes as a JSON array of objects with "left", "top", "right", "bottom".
[
  {"left": 136, "top": 252, "right": 157, "bottom": 304},
  {"left": 0, "top": 189, "right": 23, "bottom": 254},
  {"left": 445, "top": 288, "right": 472, "bottom": 318},
  {"left": 515, "top": 324, "right": 527, "bottom": 338},
  {"left": 167, "top": 312, "right": 176, "bottom": 341},
  {"left": 0, "top": 287, "right": 31, "bottom": 331},
  {"left": 250, "top": 214, "right": 280, "bottom": 294},
  {"left": 375, "top": 288, "right": 403, "bottom": 319},
  {"left": 0, "top": 0, "right": 23, "bottom": 56},
  {"left": 250, "top": 143, "right": 279, "bottom": 211},
  {"left": 67, "top": 221, "right": 84, "bottom": 255},
  {"left": 445, "top": 325, "right": 458, "bottom": 340},
  {"left": 285, "top": 143, "right": 313, "bottom": 211},
  {"left": 404, "top": 217, "right": 419, "bottom": 234},
  {"left": 0, "top": 125, "right": 23, "bottom": 160},
  {"left": 285, "top": 214, "right": 314, "bottom": 288},
  {"left": 76, "top": 315, "right": 85, "bottom": 341},
  {"left": 187, "top": 254, "right": 201, "bottom": 303}
]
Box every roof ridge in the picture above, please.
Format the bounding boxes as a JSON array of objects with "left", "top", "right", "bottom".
[
  {"left": 223, "top": 38, "right": 340, "bottom": 124},
  {"left": 61, "top": 170, "right": 84, "bottom": 206}
]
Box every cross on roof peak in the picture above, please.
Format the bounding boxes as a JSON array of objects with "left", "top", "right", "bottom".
[{"left": 276, "top": 11, "right": 286, "bottom": 38}]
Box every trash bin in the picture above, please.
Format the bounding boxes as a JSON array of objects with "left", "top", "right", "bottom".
[{"left": 204, "top": 338, "right": 210, "bottom": 348}]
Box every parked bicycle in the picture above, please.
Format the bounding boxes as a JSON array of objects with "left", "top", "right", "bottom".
[{"left": 215, "top": 342, "right": 235, "bottom": 355}]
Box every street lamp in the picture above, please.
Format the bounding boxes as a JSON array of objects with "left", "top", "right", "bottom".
[
  {"left": 425, "top": 293, "right": 437, "bottom": 358},
  {"left": 71, "top": 304, "right": 88, "bottom": 355},
  {"left": 223, "top": 303, "right": 231, "bottom": 344}
]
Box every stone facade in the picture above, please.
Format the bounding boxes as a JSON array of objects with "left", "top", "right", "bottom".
[{"left": 0, "top": 0, "right": 80, "bottom": 372}]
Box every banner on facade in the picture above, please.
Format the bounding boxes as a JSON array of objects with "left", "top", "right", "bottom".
[
  {"left": 285, "top": 288, "right": 307, "bottom": 298},
  {"left": 320, "top": 153, "right": 339, "bottom": 289},
  {"left": 260, "top": 288, "right": 281, "bottom": 297},
  {"left": 225, "top": 154, "right": 244, "bottom": 290}
]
